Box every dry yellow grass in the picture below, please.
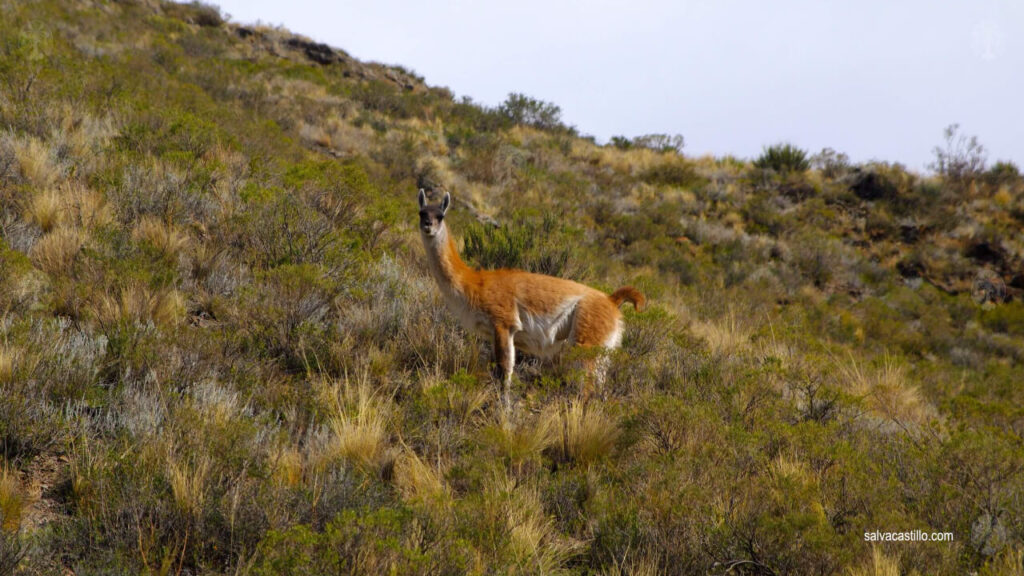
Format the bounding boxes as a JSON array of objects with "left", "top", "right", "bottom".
[
  {"left": 64, "top": 183, "right": 113, "bottom": 229},
  {"left": 488, "top": 409, "right": 559, "bottom": 466},
  {"left": 598, "top": 554, "right": 662, "bottom": 576},
  {"left": 488, "top": 474, "right": 581, "bottom": 574},
  {"left": 62, "top": 111, "right": 117, "bottom": 163},
  {"left": 557, "top": 401, "right": 620, "bottom": 466},
  {"left": 0, "top": 464, "right": 28, "bottom": 533},
  {"left": 133, "top": 216, "right": 189, "bottom": 258},
  {"left": 0, "top": 347, "right": 13, "bottom": 384},
  {"left": 166, "top": 453, "right": 211, "bottom": 516},
  {"left": 993, "top": 185, "right": 1013, "bottom": 208},
  {"left": 837, "top": 353, "right": 936, "bottom": 430},
  {"left": 325, "top": 117, "right": 375, "bottom": 156},
  {"left": 94, "top": 284, "right": 184, "bottom": 327},
  {"left": 30, "top": 227, "right": 84, "bottom": 276},
  {"left": 768, "top": 452, "right": 814, "bottom": 486},
  {"left": 393, "top": 448, "right": 449, "bottom": 509},
  {"left": 299, "top": 121, "right": 333, "bottom": 148},
  {"left": 846, "top": 546, "right": 902, "bottom": 576},
  {"left": 26, "top": 189, "right": 63, "bottom": 232},
  {"left": 324, "top": 377, "right": 394, "bottom": 473},
  {"left": 983, "top": 547, "right": 1024, "bottom": 576},
  {"left": 26, "top": 184, "right": 111, "bottom": 234},
  {"left": 13, "top": 135, "right": 60, "bottom": 188},
  {"left": 689, "top": 311, "right": 751, "bottom": 356},
  {"left": 271, "top": 444, "right": 304, "bottom": 488},
  {"left": 193, "top": 381, "right": 242, "bottom": 426},
  {"left": 569, "top": 139, "right": 675, "bottom": 175}
]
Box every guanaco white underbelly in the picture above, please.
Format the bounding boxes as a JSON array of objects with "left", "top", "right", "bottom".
[{"left": 513, "top": 298, "right": 579, "bottom": 359}]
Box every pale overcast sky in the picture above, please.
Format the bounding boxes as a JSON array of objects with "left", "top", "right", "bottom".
[{"left": 208, "top": 0, "right": 1022, "bottom": 171}]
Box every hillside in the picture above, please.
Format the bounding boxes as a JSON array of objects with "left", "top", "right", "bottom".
[{"left": 1, "top": 1, "right": 1023, "bottom": 574}]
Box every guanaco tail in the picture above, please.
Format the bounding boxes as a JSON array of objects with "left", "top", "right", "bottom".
[{"left": 417, "top": 190, "right": 644, "bottom": 403}]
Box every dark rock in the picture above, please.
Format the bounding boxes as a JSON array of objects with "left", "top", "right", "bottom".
[
  {"left": 1009, "top": 272, "right": 1024, "bottom": 290},
  {"left": 965, "top": 239, "right": 1006, "bottom": 266},
  {"left": 236, "top": 26, "right": 254, "bottom": 39},
  {"left": 847, "top": 168, "right": 898, "bottom": 201},
  {"left": 285, "top": 38, "right": 337, "bottom": 65},
  {"left": 899, "top": 221, "right": 921, "bottom": 243},
  {"left": 897, "top": 256, "right": 924, "bottom": 278}
]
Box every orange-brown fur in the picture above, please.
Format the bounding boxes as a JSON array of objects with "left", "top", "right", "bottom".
[{"left": 418, "top": 190, "right": 643, "bottom": 401}]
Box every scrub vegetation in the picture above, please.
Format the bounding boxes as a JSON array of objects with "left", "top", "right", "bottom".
[{"left": 1, "top": 1, "right": 1023, "bottom": 574}]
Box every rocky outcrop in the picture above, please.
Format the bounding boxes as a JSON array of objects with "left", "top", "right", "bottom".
[
  {"left": 284, "top": 37, "right": 339, "bottom": 65},
  {"left": 231, "top": 26, "right": 423, "bottom": 93}
]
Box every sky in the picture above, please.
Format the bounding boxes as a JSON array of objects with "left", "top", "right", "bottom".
[{"left": 208, "top": 0, "right": 1022, "bottom": 171}]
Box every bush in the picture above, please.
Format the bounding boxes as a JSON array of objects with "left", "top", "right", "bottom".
[
  {"left": 611, "top": 133, "right": 684, "bottom": 154},
  {"left": 986, "top": 160, "right": 1021, "bottom": 186},
  {"left": 253, "top": 508, "right": 465, "bottom": 575},
  {"left": 754, "top": 143, "right": 810, "bottom": 173},
  {"left": 931, "top": 123, "right": 987, "bottom": 184},
  {"left": 462, "top": 215, "right": 589, "bottom": 280},
  {"left": 163, "top": 2, "right": 225, "bottom": 28},
  {"left": 497, "top": 93, "right": 564, "bottom": 131},
  {"left": 811, "top": 147, "right": 850, "bottom": 179},
  {"left": 980, "top": 301, "right": 1024, "bottom": 336},
  {"left": 639, "top": 159, "right": 701, "bottom": 188}
]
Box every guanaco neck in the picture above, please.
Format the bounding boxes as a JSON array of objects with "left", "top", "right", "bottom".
[{"left": 421, "top": 224, "right": 473, "bottom": 297}]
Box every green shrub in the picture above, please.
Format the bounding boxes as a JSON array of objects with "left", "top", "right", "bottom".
[
  {"left": 462, "top": 215, "right": 589, "bottom": 279},
  {"left": 986, "top": 160, "right": 1021, "bottom": 186},
  {"left": 497, "top": 92, "right": 565, "bottom": 131},
  {"left": 611, "top": 133, "right": 685, "bottom": 154},
  {"left": 639, "top": 159, "right": 701, "bottom": 188},
  {"left": 980, "top": 301, "right": 1024, "bottom": 336},
  {"left": 754, "top": 143, "right": 810, "bottom": 173},
  {"left": 253, "top": 508, "right": 465, "bottom": 575}
]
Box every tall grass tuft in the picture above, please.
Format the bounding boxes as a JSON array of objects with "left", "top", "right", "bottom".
[
  {"left": 845, "top": 546, "right": 902, "bottom": 576},
  {"left": 0, "top": 347, "right": 13, "bottom": 383},
  {"left": 836, "top": 353, "right": 936, "bottom": 431},
  {"left": 0, "top": 465, "right": 28, "bottom": 533},
  {"left": 485, "top": 409, "right": 559, "bottom": 469},
  {"left": 556, "top": 401, "right": 620, "bottom": 466},
  {"left": 30, "top": 228, "right": 84, "bottom": 276},
  {"left": 324, "top": 376, "right": 395, "bottom": 473},
  {"left": 26, "top": 190, "right": 62, "bottom": 233},
  {"left": 166, "top": 451, "right": 212, "bottom": 517},
  {"left": 393, "top": 447, "right": 449, "bottom": 511},
  {"left": 12, "top": 135, "right": 61, "bottom": 188},
  {"left": 488, "top": 473, "right": 582, "bottom": 574},
  {"left": 133, "top": 216, "right": 189, "bottom": 259}
]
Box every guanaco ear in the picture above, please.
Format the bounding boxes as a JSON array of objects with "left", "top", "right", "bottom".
[
  {"left": 441, "top": 192, "right": 450, "bottom": 215},
  {"left": 418, "top": 188, "right": 427, "bottom": 209}
]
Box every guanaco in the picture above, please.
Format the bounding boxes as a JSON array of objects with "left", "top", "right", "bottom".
[{"left": 418, "top": 190, "right": 644, "bottom": 403}]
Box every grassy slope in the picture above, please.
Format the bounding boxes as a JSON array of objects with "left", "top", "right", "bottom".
[{"left": 1, "top": 1, "right": 1023, "bottom": 574}]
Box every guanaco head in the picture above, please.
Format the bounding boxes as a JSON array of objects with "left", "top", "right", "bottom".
[{"left": 417, "top": 189, "right": 450, "bottom": 238}]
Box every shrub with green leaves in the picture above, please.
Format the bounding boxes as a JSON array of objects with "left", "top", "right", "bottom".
[
  {"left": 754, "top": 142, "right": 811, "bottom": 173},
  {"left": 497, "top": 92, "right": 565, "bottom": 131},
  {"left": 462, "top": 215, "right": 589, "bottom": 279}
]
